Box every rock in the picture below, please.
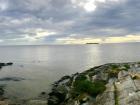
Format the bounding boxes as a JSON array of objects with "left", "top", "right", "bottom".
[
  {"left": 48, "top": 85, "right": 68, "bottom": 105},
  {"left": 116, "top": 74, "right": 140, "bottom": 105},
  {"left": 47, "top": 62, "right": 140, "bottom": 105},
  {"left": 0, "top": 86, "right": 5, "bottom": 96},
  {"left": 118, "top": 70, "right": 129, "bottom": 80},
  {"left": 39, "top": 91, "right": 48, "bottom": 99},
  {"left": 48, "top": 96, "right": 60, "bottom": 105},
  {"left": 0, "top": 62, "right": 13, "bottom": 69},
  {"left": 0, "top": 77, "right": 25, "bottom": 81},
  {"left": 61, "top": 75, "right": 71, "bottom": 80},
  {"left": 0, "top": 101, "right": 8, "bottom": 105},
  {"left": 6, "top": 62, "right": 13, "bottom": 66},
  {"left": 96, "top": 84, "right": 115, "bottom": 105},
  {"left": 41, "top": 92, "right": 46, "bottom": 95},
  {"left": 0, "top": 63, "right": 6, "bottom": 67},
  {"left": 27, "top": 100, "right": 47, "bottom": 105},
  {"left": 54, "top": 75, "right": 71, "bottom": 86}
]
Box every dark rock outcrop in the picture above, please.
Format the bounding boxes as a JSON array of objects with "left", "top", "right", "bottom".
[
  {"left": 6, "top": 62, "right": 13, "bottom": 66},
  {"left": 0, "top": 62, "right": 13, "bottom": 69},
  {"left": 0, "top": 77, "right": 25, "bottom": 81}
]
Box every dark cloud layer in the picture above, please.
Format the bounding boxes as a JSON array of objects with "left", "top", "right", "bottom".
[{"left": 0, "top": 0, "right": 140, "bottom": 44}]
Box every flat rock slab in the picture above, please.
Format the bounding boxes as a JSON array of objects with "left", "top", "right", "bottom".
[
  {"left": 116, "top": 75, "right": 140, "bottom": 105},
  {"left": 27, "top": 100, "right": 48, "bottom": 105},
  {"left": 96, "top": 85, "right": 115, "bottom": 105},
  {"left": 0, "top": 101, "right": 8, "bottom": 105}
]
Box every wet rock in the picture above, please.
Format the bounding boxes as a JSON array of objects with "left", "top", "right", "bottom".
[
  {"left": 0, "top": 86, "right": 4, "bottom": 96},
  {"left": 41, "top": 92, "right": 46, "bottom": 95},
  {"left": 0, "top": 63, "right": 6, "bottom": 67},
  {"left": 0, "top": 62, "right": 13, "bottom": 69},
  {"left": 48, "top": 85, "right": 68, "bottom": 105},
  {"left": 0, "top": 77, "right": 25, "bottom": 81},
  {"left": 39, "top": 91, "right": 48, "bottom": 99},
  {"left": 54, "top": 75, "right": 71, "bottom": 86},
  {"left": 48, "top": 96, "right": 60, "bottom": 105},
  {"left": 27, "top": 100, "right": 47, "bottom": 105},
  {"left": 6, "top": 62, "right": 13, "bottom": 66}
]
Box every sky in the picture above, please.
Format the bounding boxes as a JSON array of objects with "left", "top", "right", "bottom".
[{"left": 0, "top": 0, "right": 140, "bottom": 45}]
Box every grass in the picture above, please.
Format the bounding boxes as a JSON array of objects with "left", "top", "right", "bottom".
[
  {"left": 108, "top": 64, "right": 130, "bottom": 78},
  {"left": 114, "top": 83, "right": 119, "bottom": 105},
  {"left": 108, "top": 69, "right": 121, "bottom": 78}
]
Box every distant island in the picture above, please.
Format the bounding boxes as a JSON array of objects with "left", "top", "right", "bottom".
[{"left": 86, "top": 43, "right": 99, "bottom": 44}]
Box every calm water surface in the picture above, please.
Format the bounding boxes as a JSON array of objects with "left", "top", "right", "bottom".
[{"left": 0, "top": 43, "right": 140, "bottom": 100}]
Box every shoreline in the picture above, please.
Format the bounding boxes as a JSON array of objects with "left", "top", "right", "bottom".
[
  {"left": 0, "top": 62, "right": 140, "bottom": 105},
  {"left": 47, "top": 62, "right": 140, "bottom": 105}
]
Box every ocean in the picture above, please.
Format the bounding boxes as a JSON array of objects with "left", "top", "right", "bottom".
[{"left": 0, "top": 43, "right": 140, "bottom": 101}]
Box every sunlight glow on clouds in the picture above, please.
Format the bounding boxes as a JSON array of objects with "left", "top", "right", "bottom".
[
  {"left": 57, "top": 37, "right": 102, "bottom": 44},
  {"left": 0, "top": 0, "right": 8, "bottom": 11},
  {"left": 84, "top": 2, "right": 96, "bottom": 12},
  {"left": 71, "top": 0, "right": 121, "bottom": 12},
  {"left": 23, "top": 28, "right": 56, "bottom": 41},
  {"left": 72, "top": 0, "right": 97, "bottom": 12},
  {"left": 35, "top": 30, "right": 56, "bottom": 39},
  {"left": 56, "top": 35, "right": 140, "bottom": 44},
  {"left": 105, "top": 35, "right": 140, "bottom": 43}
]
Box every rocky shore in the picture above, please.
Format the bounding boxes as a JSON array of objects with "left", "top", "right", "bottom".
[
  {"left": 0, "top": 62, "right": 140, "bottom": 105},
  {"left": 47, "top": 62, "right": 140, "bottom": 105},
  {"left": 0, "top": 62, "right": 14, "bottom": 105}
]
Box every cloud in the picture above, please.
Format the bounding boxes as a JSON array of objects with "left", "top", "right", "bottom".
[
  {"left": 0, "top": 0, "right": 9, "bottom": 11},
  {"left": 105, "top": 35, "right": 140, "bottom": 43},
  {"left": 0, "top": 0, "right": 140, "bottom": 44}
]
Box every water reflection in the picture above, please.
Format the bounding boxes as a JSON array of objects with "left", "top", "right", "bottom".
[{"left": 0, "top": 44, "right": 139, "bottom": 101}]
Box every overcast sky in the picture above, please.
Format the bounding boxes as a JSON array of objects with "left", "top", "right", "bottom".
[{"left": 0, "top": 0, "right": 140, "bottom": 45}]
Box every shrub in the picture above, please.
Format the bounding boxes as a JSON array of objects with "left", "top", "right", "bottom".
[
  {"left": 73, "top": 76, "right": 106, "bottom": 97},
  {"left": 108, "top": 64, "right": 130, "bottom": 78},
  {"left": 108, "top": 69, "right": 121, "bottom": 78},
  {"left": 110, "top": 65, "right": 119, "bottom": 69},
  {"left": 123, "top": 64, "right": 130, "bottom": 70}
]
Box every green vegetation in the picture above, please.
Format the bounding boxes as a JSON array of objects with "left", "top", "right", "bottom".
[
  {"left": 108, "top": 65, "right": 120, "bottom": 77},
  {"left": 72, "top": 75, "right": 106, "bottom": 98},
  {"left": 123, "top": 64, "right": 130, "bottom": 70},
  {"left": 108, "top": 69, "right": 121, "bottom": 78},
  {"left": 110, "top": 64, "right": 119, "bottom": 69},
  {"left": 108, "top": 64, "right": 130, "bottom": 78},
  {"left": 124, "top": 64, "right": 130, "bottom": 69},
  {"left": 114, "top": 83, "right": 119, "bottom": 105}
]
